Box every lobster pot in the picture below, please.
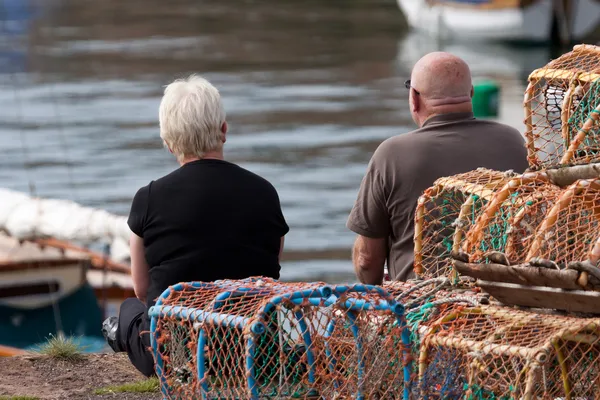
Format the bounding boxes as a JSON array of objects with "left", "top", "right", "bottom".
[
  {"left": 414, "top": 168, "right": 513, "bottom": 280},
  {"left": 527, "top": 179, "right": 600, "bottom": 273},
  {"left": 148, "top": 278, "right": 412, "bottom": 400},
  {"left": 463, "top": 172, "right": 561, "bottom": 265},
  {"left": 418, "top": 306, "right": 600, "bottom": 400},
  {"left": 524, "top": 44, "right": 600, "bottom": 169},
  {"left": 382, "top": 280, "right": 485, "bottom": 382}
]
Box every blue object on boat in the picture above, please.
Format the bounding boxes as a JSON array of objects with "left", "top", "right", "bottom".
[{"left": 0, "top": 283, "right": 104, "bottom": 350}]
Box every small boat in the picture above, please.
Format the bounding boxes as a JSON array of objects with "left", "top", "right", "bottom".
[
  {"left": 0, "top": 344, "right": 27, "bottom": 357},
  {"left": 0, "top": 233, "right": 134, "bottom": 350},
  {"left": 397, "top": 0, "right": 600, "bottom": 43},
  {"left": 0, "top": 186, "right": 135, "bottom": 351},
  {"left": 395, "top": 31, "right": 553, "bottom": 78}
]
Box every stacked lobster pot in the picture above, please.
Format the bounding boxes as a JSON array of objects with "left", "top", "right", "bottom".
[
  {"left": 450, "top": 44, "right": 600, "bottom": 314},
  {"left": 412, "top": 44, "right": 600, "bottom": 314},
  {"left": 415, "top": 304, "right": 600, "bottom": 400},
  {"left": 413, "top": 168, "right": 516, "bottom": 283},
  {"left": 406, "top": 44, "right": 600, "bottom": 399},
  {"left": 524, "top": 44, "right": 600, "bottom": 170}
]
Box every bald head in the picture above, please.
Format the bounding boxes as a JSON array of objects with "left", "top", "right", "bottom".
[
  {"left": 408, "top": 52, "right": 474, "bottom": 127},
  {"left": 411, "top": 52, "right": 473, "bottom": 106}
]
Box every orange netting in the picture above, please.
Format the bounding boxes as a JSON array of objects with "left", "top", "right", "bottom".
[
  {"left": 383, "top": 279, "right": 487, "bottom": 362},
  {"left": 524, "top": 44, "right": 600, "bottom": 170},
  {"left": 149, "top": 278, "right": 412, "bottom": 399},
  {"left": 414, "top": 168, "right": 515, "bottom": 280},
  {"left": 462, "top": 172, "right": 562, "bottom": 265},
  {"left": 418, "top": 305, "right": 600, "bottom": 399},
  {"left": 148, "top": 278, "right": 600, "bottom": 399},
  {"left": 527, "top": 179, "right": 600, "bottom": 275}
]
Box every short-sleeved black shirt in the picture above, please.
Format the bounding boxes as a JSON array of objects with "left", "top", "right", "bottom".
[{"left": 127, "top": 159, "right": 289, "bottom": 307}]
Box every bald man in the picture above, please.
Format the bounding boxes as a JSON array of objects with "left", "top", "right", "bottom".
[{"left": 347, "top": 52, "right": 528, "bottom": 284}]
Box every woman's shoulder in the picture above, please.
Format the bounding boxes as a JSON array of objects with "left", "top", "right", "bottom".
[
  {"left": 232, "top": 164, "right": 279, "bottom": 191},
  {"left": 132, "top": 181, "right": 153, "bottom": 200},
  {"left": 191, "top": 160, "right": 278, "bottom": 189},
  {"left": 149, "top": 160, "right": 280, "bottom": 198}
]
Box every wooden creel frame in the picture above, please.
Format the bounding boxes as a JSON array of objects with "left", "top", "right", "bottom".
[
  {"left": 524, "top": 44, "right": 600, "bottom": 169},
  {"left": 453, "top": 178, "right": 600, "bottom": 314},
  {"left": 413, "top": 168, "right": 515, "bottom": 281},
  {"left": 462, "top": 172, "right": 562, "bottom": 265},
  {"left": 526, "top": 178, "right": 600, "bottom": 286}
]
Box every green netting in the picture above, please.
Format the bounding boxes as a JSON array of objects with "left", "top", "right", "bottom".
[
  {"left": 204, "top": 310, "right": 310, "bottom": 398},
  {"left": 465, "top": 384, "right": 515, "bottom": 400},
  {"left": 566, "top": 78, "right": 600, "bottom": 163},
  {"left": 477, "top": 193, "right": 520, "bottom": 256}
]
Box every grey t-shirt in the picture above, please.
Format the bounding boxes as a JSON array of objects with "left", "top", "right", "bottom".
[{"left": 347, "top": 112, "right": 529, "bottom": 281}]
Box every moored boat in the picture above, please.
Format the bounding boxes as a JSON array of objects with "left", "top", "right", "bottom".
[
  {"left": 398, "top": 0, "right": 600, "bottom": 43},
  {"left": 0, "top": 232, "right": 133, "bottom": 351},
  {"left": 0, "top": 344, "right": 27, "bottom": 357}
]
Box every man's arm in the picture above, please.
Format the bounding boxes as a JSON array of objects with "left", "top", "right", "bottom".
[
  {"left": 352, "top": 235, "right": 387, "bottom": 285},
  {"left": 130, "top": 233, "right": 150, "bottom": 304}
]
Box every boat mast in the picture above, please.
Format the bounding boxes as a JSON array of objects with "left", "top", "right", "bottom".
[{"left": 552, "top": 0, "right": 572, "bottom": 45}]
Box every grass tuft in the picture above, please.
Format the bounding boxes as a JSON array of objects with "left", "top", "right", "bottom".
[
  {"left": 0, "top": 396, "right": 40, "bottom": 400},
  {"left": 35, "top": 333, "right": 85, "bottom": 361},
  {"left": 93, "top": 377, "right": 160, "bottom": 395}
]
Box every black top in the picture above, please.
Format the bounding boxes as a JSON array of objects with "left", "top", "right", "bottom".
[{"left": 127, "top": 159, "right": 289, "bottom": 307}]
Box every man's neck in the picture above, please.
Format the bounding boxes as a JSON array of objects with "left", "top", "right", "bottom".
[{"left": 420, "top": 105, "right": 473, "bottom": 127}]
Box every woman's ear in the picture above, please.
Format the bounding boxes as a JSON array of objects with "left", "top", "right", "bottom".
[
  {"left": 221, "top": 121, "right": 228, "bottom": 143},
  {"left": 162, "top": 139, "right": 174, "bottom": 154}
]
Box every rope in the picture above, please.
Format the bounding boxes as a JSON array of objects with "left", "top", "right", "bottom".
[
  {"left": 425, "top": 297, "right": 479, "bottom": 308},
  {"left": 0, "top": 0, "right": 64, "bottom": 338},
  {"left": 399, "top": 277, "right": 449, "bottom": 309},
  {"left": 7, "top": 24, "right": 35, "bottom": 197}
]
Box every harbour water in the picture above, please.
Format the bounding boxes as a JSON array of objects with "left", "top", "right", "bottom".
[{"left": 0, "top": 0, "right": 579, "bottom": 283}]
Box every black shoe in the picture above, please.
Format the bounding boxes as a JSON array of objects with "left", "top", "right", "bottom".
[{"left": 102, "top": 316, "right": 123, "bottom": 352}]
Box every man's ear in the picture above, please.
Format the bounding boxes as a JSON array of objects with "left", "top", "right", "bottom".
[
  {"left": 221, "top": 121, "right": 228, "bottom": 143},
  {"left": 411, "top": 92, "right": 419, "bottom": 113},
  {"left": 470, "top": 86, "right": 475, "bottom": 98}
]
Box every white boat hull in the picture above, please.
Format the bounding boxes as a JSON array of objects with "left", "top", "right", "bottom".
[
  {"left": 396, "top": 32, "right": 553, "bottom": 78},
  {"left": 0, "top": 263, "right": 85, "bottom": 309},
  {"left": 0, "top": 233, "right": 133, "bottom": 310},
  {"left": 398, "top": 0, "right": 600, "bottom": 42}
]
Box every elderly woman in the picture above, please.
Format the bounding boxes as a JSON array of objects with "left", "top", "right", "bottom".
[{"left": 102, "top": 75, "right": 289, "bottom": 376}]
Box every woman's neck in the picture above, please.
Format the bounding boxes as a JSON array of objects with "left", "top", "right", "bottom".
[{"left": 179, "top": 151, "right": 224, "bottom": 166}]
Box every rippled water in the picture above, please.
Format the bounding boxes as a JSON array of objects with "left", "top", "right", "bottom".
[{"left": 0, "top": 0, "right": 572, "bottom": 283}]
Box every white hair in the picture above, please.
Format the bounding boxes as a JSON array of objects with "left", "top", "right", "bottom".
[{"left": 159, "top": 75, "right": 226, "bottom": 161}]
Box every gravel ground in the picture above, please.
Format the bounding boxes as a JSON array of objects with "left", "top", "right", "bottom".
[{"left": 0, "top": 353, "right": 161, "bottom": 400}]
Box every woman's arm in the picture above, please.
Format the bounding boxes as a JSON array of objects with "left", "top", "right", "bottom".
[
  {"left": 279, "top": 236, "right": 285, "bottom": 261},
  {"left": 130, "top": 233, "right": 150, "bottom": 304}
]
